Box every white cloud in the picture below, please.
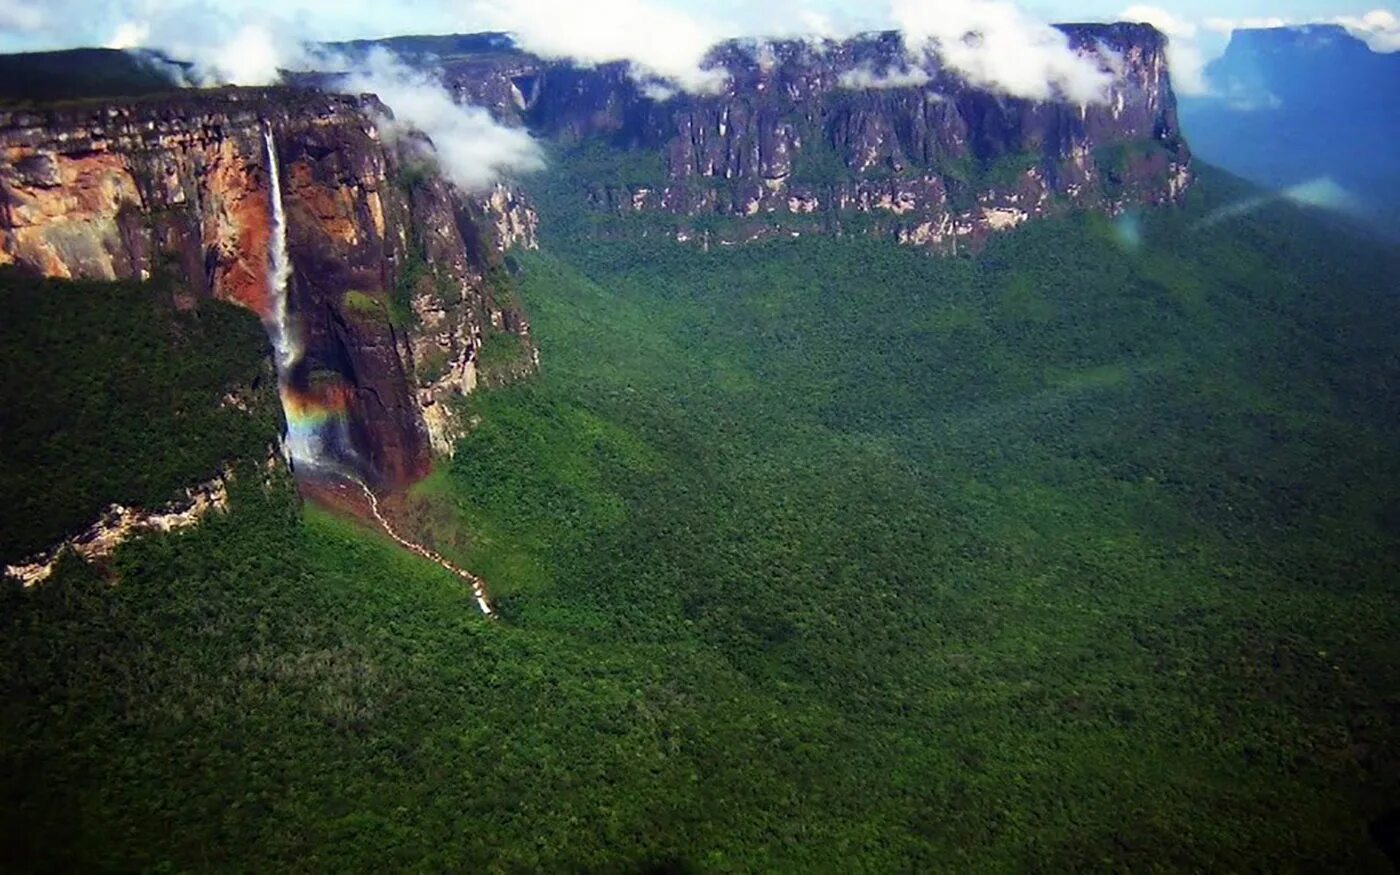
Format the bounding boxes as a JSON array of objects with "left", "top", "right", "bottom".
[
  {"left": 751, "top": 41, "right": 780, "bottom": 72},
  {"left": 105, "top": 21, "right": 150, "bottom": 50},
  {"left": 37, "top": 0, "right": 1399, "bottom": 113},
  {"left": 1198, "top": 176, "right": 1363, "bottom": 227},
  {"left": 340, "top": 48, "right": 545, "bottom": 192},
  {"left": 1335, "top": 9, "right": 1400, "bottom": 51},
  {"left": 0, "top": 0, "right": 1209, "bottom": 107},
  {"left": 1163, "top": 38, "right": 1209, "bottom": 95},
  {"left": 1284, "top": 177, "right": 1363, "bottom": 211},
  {"left": 0, "top": 0, "right": 43, "bottom": 32},
  {"left": 1121, "top": 5, "right": 1195, "bottom": 39},
  {"left": 1120, "top": 5, "right": 1210, "bottom": 95},
  {"left": 103, "top": 5, "right": 313, "bottom": 85},
  {"left": 202, "top": 24, "right": 305, "bottom": 85},
  {"left": 0, "top": 0, "right": 459, "bottom": 55},
  {"left": 464, "top": 0, "right": 729, "bottom": 93},
  {"left": 1224, "top": 90, "right": 1283, "bottom": 111},
  {"left": 641, "top": 81, "right": 679, "bottom": 101},
  {"left": 81, "top": 6, "right": 544, "bottom": 192},
  {"left": 719, "top": 1, "right": 876, "bottom": 42},
  {"left": 890, "top": 0, "right": 1113, "bottom": 104},
  {"left": 798, "top": 10, "right": 841, "bottom": 39},
  {"left": 1203, "top": 16, "right": 1290, "bottom": 36},
  {"left": 838, "top": 63, "right": 932, "bottom": 90}
]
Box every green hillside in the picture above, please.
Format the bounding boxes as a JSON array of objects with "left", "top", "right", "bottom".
[
  {"left": 0, "top": 270, "right": 280, "bottom": 563},
  {"left": 0, "top": 49, "right": 184, "bottom": 105},
  {"left": 4, "top": 169, "right": 1400, "bottom": 870}
]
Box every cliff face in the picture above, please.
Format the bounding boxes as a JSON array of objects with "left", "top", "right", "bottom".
[
  {"left": 0, "top": 23, "right": 1192, "bottom": 484},
  {"left": 440, "top": 23, "right": 1190, "bottom": 249},
  {"left": 0, "top": 88, "right": 537, "bottom": 487}
]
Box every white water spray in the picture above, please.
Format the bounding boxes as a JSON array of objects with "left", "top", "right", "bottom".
[
  {"left": 263, "top": 125, "right": 319, "bottom": 469},
  {"left": 262, "top": 125, "right": 301, "bottom": 374},
  {"left": 258, "top": 127, "right": 493, "bottom": 612}
]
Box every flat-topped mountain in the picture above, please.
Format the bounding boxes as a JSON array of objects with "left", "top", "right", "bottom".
[
  {"left": 0, "top": 24, "right": 1195, "bottom": 490},
  {"left": 321, "top": 23, "right": 1192, "bottom": 250},
  {"left": 1179, "top": 25, "right": 1400, "bottom": 235}
]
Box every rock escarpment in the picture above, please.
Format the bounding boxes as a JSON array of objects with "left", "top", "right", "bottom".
[
  {"left": 436, "top": 23, "right": 1190, "bottom": 249},
  {"left": 0, "top": 22, "right": 1194, "bottom": 484},
  {"left": 0, "top": 88, "right": 537, "bottom": 486}
]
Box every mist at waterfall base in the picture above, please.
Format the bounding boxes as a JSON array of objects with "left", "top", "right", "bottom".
[{"left": 261, "top": 127, "right": 364, "bottom": 481}]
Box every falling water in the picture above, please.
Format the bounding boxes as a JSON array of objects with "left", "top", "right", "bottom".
[
  {"left": 259, "top": 128, "right": 491, "bottom": 607},
  {"left": 263, "top": 125, "right": 347, "bottom": 472},
  {"left": 262, "top": 126, "right": 300, "bottom": 374}
]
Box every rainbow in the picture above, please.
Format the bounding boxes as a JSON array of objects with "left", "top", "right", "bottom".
[
  {"left": 262, "top": 125, "right": 361, "bottom": 475},
  {"left": 281, "top": 382, "right": 352, "bottom": 423},
  {"left": 280, "top": 382, "right": 359, "bottom": 473}
]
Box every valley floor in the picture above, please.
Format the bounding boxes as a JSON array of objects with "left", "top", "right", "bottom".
[{"left": 4, "top": 170, "right": 1400, "bottom": 871}]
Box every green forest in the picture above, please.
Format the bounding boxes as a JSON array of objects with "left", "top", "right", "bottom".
[
  {"left": 4, "top": 168, "right": 1400, "bottom": 871},
  {"left": 0, "top": 270, "right": 279, "bottom": 562}
]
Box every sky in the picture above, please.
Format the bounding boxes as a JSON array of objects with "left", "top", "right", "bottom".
[
  {"left": 0, "top": 0, "right": 1393, "bottom": 102},
  {"left": 0, "top": 0, "right": 1394, "bottom": 55}
]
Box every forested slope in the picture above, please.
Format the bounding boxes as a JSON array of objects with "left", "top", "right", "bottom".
[{"left": 5, "top": 168, "right": 1400, "bottom": 870}]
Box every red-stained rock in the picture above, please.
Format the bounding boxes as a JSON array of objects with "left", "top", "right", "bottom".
[{"left": 0, "top": 87, "right": 537, "bottom": 489}]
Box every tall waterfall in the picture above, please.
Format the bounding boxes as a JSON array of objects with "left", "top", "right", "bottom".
[
  {"left": 263, "top": 126, "right": 317, "bottom": 469},
  {"left": 263, "top": 125, "right": 361, "bottom": 477},
  {"left": 262, "top": 126, "right": 300, "bottom": 374}
]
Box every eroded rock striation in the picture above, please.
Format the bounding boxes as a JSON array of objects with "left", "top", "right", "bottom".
[
  {"left": 434, "top": 23, "right": 1191, "bottom": 249},
  {"left": 1, "top": 23, "right": 1193, "bottom": 487},
  {"left": 0, "top": 88, "right": 537, "bottom": 486}
]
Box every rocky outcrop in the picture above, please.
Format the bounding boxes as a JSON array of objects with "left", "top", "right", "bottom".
[
  {"left": 437, "top": 23, "right": 1191, "bottom": 250},
  {"left": 398, "top": 171, "right": 538, "bottom": 455},
  {"left": 4, "top": 468, "right": 234, "bottom": 586},
  {"left": 0, "top": 88, "right": 537, "bottom": 486}
]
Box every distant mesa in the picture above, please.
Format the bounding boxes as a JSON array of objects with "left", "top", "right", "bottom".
[{"left": 1179, "top": 24, "right": 1400, "bottom": 238}]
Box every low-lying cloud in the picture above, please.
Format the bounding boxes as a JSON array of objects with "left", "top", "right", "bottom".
[
  {"left": 891, "top": 0, "right": 1114, "bottom": 103},
  {"left": 463, "top": 0, "right": 729, "bottom": 94},
  {"left": 16, "top": 1, "right": 548, "bottom": 193},
  {"left": 1335, "top": 9, "right": 1400, "bottom": 50},
  {"left": 15, "top": 0, "right": 1395, "bottom": 136},
  {"left": 0, "top": 0, "right": 1172, "bottom": 108},
  {"left": 838, "top": 63, "right": 933, "bottom": 90},
  {"left": 1121, "top": 5, "right": 1210, "bottom": 95},
  {"left": 146, "top": 20, "right": 311, "bottom": 86},
  {"left": 1197, "top": 176, "right": 1363, "bottom": 227},
  {"left": 340, "top": 49, "right": 545, "bottom": 192},
  {"left": 1202, "top": 16, "right": 1291, "bottom": 36},
  {"left": 462, "top": 0, "right": 1121, "bottom": 103}
]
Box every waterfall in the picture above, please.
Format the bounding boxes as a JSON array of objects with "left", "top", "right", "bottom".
[
  {"left": 257, "top": 130, "right": 482, "bottom": 599},
  {"left": 262, "top": 124, "right": 360, "bottom": 478},
  {"left": 262, "top": 126, "right": 300, "bottom": 374},
  {"left": 263, "top": 125, "right": 319, "bottom": 470}
]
